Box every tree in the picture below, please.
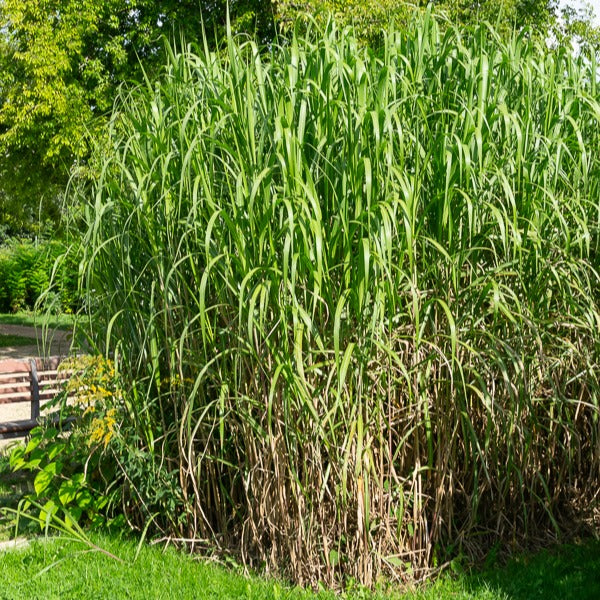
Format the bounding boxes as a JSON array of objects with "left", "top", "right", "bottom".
[
  {"left": 434, "top": 0, "right": 558, "bottom": 34},
  {"left": 276, "top": 0, "right": 561, "bottom": 41},
  {"left": 556, "top": 1, "right": 600, "bottom": 55},
  {"left": 276, "top": 0, "right": 414, "bottom": 41},
  {"left": 0, "top": 0, "right": 275, "bottom": 235}
]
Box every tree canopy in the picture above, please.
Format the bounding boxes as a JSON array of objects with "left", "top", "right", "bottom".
[
  {"left": 0, "top": 0, "right": 597, "bottom": 235},
  {"left": 276, "top": 0, "right": 559, "bottom": 41},
  {"left": 0, "top": 0, "right": 274, "bottom": 235}
]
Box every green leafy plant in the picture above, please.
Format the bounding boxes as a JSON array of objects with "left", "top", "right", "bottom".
[
  {"left": 7, "top": 356, "right": 126, "bottom": 533},
  {"left": 0, "top": 239, "right": 79, "bottom": 313}
]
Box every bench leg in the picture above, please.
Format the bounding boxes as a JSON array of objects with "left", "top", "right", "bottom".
[{"left": 30, "top": 359, "right": 40, "bottom": 422}]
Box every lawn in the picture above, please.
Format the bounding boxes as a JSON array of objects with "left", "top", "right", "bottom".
[
  {"left": 0, "top": 531, "right": 598, "bottom": 599},
  {"left": 414, "top": 542, "right": 600, "bottom": 600},
  {"left": 0, "top": 534, "right": 321, "bottom": 600}
]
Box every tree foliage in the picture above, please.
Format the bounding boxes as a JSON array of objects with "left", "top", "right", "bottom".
[
  {"left": 0, "top": 0, "right": 275, "bottom": 234},
  {"left": 435, "top": 0, "right": 557, "bottom": 33},
  {"left": 0, "top": 0, "right": 598, "bottom": 235},
  {"left": 276, "top": 0, "right": 414, "bottom": 41},
  {"left": 557, "top": 1, "right": 600, "bottom": 53},
  {"left": 276, "top": 0, "right": 560, "bottom": 42}
]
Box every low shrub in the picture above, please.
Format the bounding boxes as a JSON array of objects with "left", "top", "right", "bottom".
[
  {"left": 0, "top": 239, "right": 79, "bottom": 314},
  {"left": 7, "top": 357, "right": 126, "bottom": 532},
  {"left": 7, "top": 355, "right": 185, "bottom": 539}
]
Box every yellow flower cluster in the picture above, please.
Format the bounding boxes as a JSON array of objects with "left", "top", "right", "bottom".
[
  {"left": 60, "top": 355, "right": 122, "bottom": 449},
  {"left": 89, "top": 408, "right": 117, "bottom": 448},
  {"left": 61, "top": 355, "right": 122, "bottom": 408}
]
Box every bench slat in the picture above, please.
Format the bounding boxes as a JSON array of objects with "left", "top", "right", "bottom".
[
  {"left": 0, "top": 392, "right": 31, "bottom": 403},
  {"left": 0, "top": 382, "right": 30, "bottom": 391},
  {"left": 0, "top": 419, "right": 39, "bottom": 439},
  {"left": 0, "top": 373, "right": 29, "bottom": 382},
  {"left": 0, "top": 418, "right": 38, "bottom": 434},
  {"left": 38, "top": 369, "right": 73, "bottom": 378}
]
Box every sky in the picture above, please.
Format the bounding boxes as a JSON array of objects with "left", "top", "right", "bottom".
[{"left": 558, "top": 0, "right": 600, "bottom": 25}]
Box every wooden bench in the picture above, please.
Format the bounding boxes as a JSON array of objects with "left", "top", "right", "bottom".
[{"left": 0, "top": 358, "right": 73, "bottom": 440}]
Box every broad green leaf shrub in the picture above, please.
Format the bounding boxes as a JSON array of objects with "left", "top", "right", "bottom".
[
  {"left": 8, "top": 357, "right": 127, "bottom": 532},
  {"left": 78, "top": 14, "right": 600, "bottom": 587},
  {"left": 0, "top": 239, "right": 80, "bottom": 313},
  {"left": 7, "top": 355, "right": 184, "bottom": 538}
]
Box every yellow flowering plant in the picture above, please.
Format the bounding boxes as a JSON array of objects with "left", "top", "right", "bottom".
[
  {"left": 62, "top": 355, "right": 123, "bottom": 449},
  {"left": 9, "top": 355, "right": 126, "bottom": 531}
]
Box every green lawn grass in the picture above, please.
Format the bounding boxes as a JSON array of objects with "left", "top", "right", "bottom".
[
  {"left": 0, "top": 533, "right": 598, "bottom": 599},
  {"left": 410, "top": 541, "right": 600, "bottom": 600},
  {"left": 0, "top": 519, "right": 598, "bottom": 600},
  {"left": 470, "top": 542, "right": 600, "bottom": 600},
  {"left": 0, "top": 534, "right": 332, "bottom": 600},
  {"left": 0, "top": 311, "right": 74, "bottom": 331}
]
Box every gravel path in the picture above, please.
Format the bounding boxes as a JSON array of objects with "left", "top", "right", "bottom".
[{"left": 0, "top": 538, "right": 30, "bottom": 552}]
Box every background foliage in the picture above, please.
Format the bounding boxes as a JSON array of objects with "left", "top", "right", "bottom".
[
  {"left": 0, "top": 239, "right": 79, "bottom": 313},
  {"left": 0, "top": 0, "right": 275, "bottom": 235},
  {"left": 276, "top": 0, "right": 559, "bottom": 41}
]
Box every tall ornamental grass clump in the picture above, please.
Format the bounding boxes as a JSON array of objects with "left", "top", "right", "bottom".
[{"left": 78, "top": 13, "right": 600, "bottom": 586}]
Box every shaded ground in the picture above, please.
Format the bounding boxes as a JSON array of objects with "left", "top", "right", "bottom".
[{"left": 0, "top": 324, "right": 72, "bottom": 360}]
